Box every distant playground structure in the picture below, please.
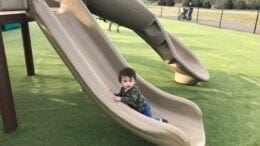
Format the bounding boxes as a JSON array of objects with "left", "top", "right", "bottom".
[{"left": 0, "top": 0, "right": 209, "bottom": 145}]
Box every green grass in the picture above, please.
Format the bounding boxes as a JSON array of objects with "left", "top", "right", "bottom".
[{"left": 0, "top": 18, "right": 260, "bottom": 146}]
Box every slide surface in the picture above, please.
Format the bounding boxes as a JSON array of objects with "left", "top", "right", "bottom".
[{"left": 28, "top": 0, "right": 205, "bottom": 145}]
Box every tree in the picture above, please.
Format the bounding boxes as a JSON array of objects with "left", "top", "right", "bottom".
[
  {"left": 213, "top": 0, "right": 223, "bottom": 8},
  {"left": 158, "top": 0, "right": 175, "bottom": 6},
  {"left": 224, "top": 0, "right": 234, "bottom": 9},
  {"left": 246, "top": 0, "right": 260, "bottom": 9},
  {"left": 256, "top": 0, "right": 260, "bottom": 9},
  {"left": 182, "top": 0, "right": 190, "bottom": 6},
  {"left": 203, "top": 0, "right": 212, "bottom": 8},
  {"left": 175, "top": 0, "right": 183, "bottom": 3},
  {"left": 193, "top": 0, "right": 203, "bottom": 7},
  {"left": 246, "top": 0, "right": 254, "bottom": 9},
  {"left": 158, "top": 0, "right": 166, "bottom": 5},
  {"left": 234, "top": 0, "right": 247, "bottom": 9},
  {"left": 209, "top": 0, "right": 259, "bottom": 9},
  {"left": 166, "top": 0, "right": 175, "bottom": 6}
]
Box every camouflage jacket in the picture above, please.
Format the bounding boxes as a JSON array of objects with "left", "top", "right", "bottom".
[{"left": 116, "top": 85, "right": 147, "bottom": 112}]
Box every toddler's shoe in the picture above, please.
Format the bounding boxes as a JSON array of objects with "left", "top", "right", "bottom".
[{"left": 156, "top": 117, "right": 168, "bottom": 123}]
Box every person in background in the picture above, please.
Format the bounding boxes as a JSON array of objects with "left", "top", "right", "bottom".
[
  {"left": 187, "top": 0, "right": 194, "bottom": 20},
  {"left": 108, "top": 21, "right": 120, "bottom": 33}
]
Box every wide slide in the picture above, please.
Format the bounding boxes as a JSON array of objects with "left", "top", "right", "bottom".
[{"left": 27, "top": 0, "right": 205, "bottom": 145}]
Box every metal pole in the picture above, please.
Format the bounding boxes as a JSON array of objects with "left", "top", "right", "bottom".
[
  {"left": 219, "top": 8, "right": 224, "bottom": 28},
  {"left": 196, "top": 7, "right": 200, "bottom": 23},
  {"left": 0, "top": 27, "right": 18, "bottom": 133},
  {"left": 253, "top": 9, "right": 259, "bottom": 34},
  {"left": 21, "top": 22, "right": 35, "bottom": 76},
  {"left": 160, "top": 6, "right": 163, "bottom": 18}
]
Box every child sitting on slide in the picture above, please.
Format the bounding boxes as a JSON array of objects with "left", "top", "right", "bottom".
[{"left": 112, "top": 67, "right": 168, "bottom": 123}]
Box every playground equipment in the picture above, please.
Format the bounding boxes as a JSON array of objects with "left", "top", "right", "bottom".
[{"left": 0, "top": 0, "right": 207, "bottom": 145}]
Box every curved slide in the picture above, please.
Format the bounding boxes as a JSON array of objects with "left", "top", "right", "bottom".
[
  {"left": 86, "top": 0, "right": 209, "bottom": 85},
  {"left": 28, "top": 0, "right": 205, "bottom": 145}
]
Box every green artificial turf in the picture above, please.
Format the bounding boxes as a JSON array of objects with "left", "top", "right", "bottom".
[{"left": 0, "top": 18, "right": 259, "bottom": 146}]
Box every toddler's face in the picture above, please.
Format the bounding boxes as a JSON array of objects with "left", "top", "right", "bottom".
[{"left": 120, "top": 76, "right": 136, "bottom": 91}]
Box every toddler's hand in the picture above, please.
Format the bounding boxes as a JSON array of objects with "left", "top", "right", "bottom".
[{"left": 113, "top": 96, "right": 121, "bottom": 102}]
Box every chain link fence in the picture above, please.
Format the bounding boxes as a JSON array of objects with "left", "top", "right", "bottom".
[{"left": 146, "top": 4, "right": 260, "bottom": 34}]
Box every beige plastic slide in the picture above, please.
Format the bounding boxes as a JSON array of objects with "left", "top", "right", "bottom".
[{"left": 25, "top": 0, "right": 205, "bottom": 145}]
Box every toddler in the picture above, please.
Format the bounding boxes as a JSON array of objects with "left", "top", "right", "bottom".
[{"left": 112, "top": 67, "right": 167, "bottom": 123}]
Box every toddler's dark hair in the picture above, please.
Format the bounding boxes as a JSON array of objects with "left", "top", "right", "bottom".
[{"left": 118, "top": 67, "right": 136, "bottom": 82}]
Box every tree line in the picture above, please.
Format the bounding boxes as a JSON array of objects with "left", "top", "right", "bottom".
[{"left": 147, "top": 0, "right": 260, "bottom": 9}]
